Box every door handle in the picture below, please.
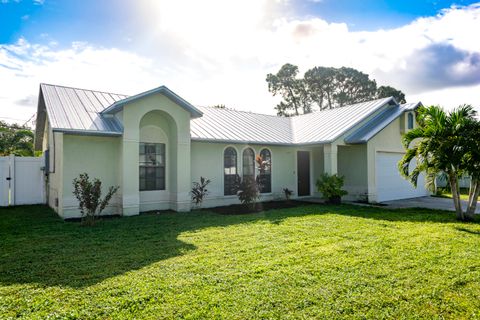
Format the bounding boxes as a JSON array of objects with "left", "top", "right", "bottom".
[{"left": 6, "top": 177, "right": 11, "bottom": 181}]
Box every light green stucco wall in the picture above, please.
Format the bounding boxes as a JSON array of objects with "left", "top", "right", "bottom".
[
  {"left": 120, "top": 93, "right": 191, "bottom": 214},
  {"left": 328, "top": 108, "right": 419, "bottom": 203},
  {"left": 337, "top": 145, "right": 368, "bottom": 200},
  {"left": 311, "top": 146, "right": 324, "bottom": 197},
  {"left": 49, "top": 131, "right": 63, "bottom": 216},
  {"left": 61, "top": 134, "right": 121, "bottom": 219},
  {"left": 366, "top": 117, "right": 408, "bottom": 202},
  {"left": 40, "top": 119, "right": 63, "bottom": 215},
  {"left": 50, "top": 92, "right": 194, "bottom": 218},
  {"left": 138, "top": 110, "right": 177, "bottom": 212},
  {"left": 191, "top": 142, "right": 323, "bottom": 206}
]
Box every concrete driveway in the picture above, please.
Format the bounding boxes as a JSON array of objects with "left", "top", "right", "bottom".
[{"left": 381, "top": 196, "right": 480, "bottom": 214}]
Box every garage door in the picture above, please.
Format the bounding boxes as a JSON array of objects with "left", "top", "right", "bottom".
[{"left": 376, "top": 152, "right": 429, "bottom": 202}]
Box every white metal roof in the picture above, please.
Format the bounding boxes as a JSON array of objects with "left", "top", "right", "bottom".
[
  {"left": 191, "top": 107, "right": 293, "bottom": 144},
  {"left": 345, "top": 102, "right": 421, "bottom": 144},
  {"left": 290, "top": 98, "right": 394, "bottom": 144},
  {"left": 40, "top": 83, "right": 126, "bottom": 135},
  {"left": 38, "top": 84, "right": 413, "bottom": 145},
  {"left": 101, "top": 85, "right": 203, "bottom": 118},
  {"left": 191, "top": 98, "right": 395, "bottom": 145}
]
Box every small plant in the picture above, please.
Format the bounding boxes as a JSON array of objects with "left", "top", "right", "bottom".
[
  {"left": 316, "top": 173, "right": 348, "bottom": 204},
  {"left": 357, "top": 192, "right": 369, "bottom": 204},
  {"left": 72, "top": 173, "right": 119, "bottom": 226},
  {"left": 191, "top": 176, "right": 211, "bottom": 208},
  {"left": 236, "top": 176, "right": 260, "bottom": 210},
  {"left": 283, "top": 188, "right": 293, "bottom": 201}
]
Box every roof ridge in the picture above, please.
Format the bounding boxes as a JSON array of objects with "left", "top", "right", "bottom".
[
  {"left": 197, "top": 105, "right": 285, "bottom": 119},
  {"left": 198, "top": 97, "right": 394, "bottom": 120},
  {"left": 292, "top": 97, "right": 394, "bottom": 119},
  {"left": 41, "top": 83, "right": 395, "bottom": 119},
  {"left": 40, "top": 83, "right": 129, "bottom": 98}
]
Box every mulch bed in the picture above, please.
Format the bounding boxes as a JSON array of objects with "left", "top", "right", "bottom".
[{"left": 206, "top": 200, "right": 312, "bottom": 215}]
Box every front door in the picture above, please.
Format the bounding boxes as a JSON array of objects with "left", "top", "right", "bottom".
[{"left": 297, "top": 151, "right": 310, "bottom": 197}]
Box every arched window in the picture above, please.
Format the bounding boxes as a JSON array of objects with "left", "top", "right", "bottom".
[
  {"left": 259, "top": 149, "right": 272, "bottom": 193},
  {"left": 224, "top": 147, "right": 237, "bottom": 195},
  {"left": 242, "top": 148, "right": 255, "bottom": 179},
  {"left": 407, "top": 113, "right": 414, "bottom": 130}
]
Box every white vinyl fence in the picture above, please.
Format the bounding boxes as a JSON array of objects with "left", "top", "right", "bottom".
[
  {"left": 436, "top": 175, "right": 471, "bottom": 189},
  {"left": 0, "top": 155, "right": 46, "bottom": 206},
  {"left": 0, "top": 157, "right": 9, "bottom": 206}
]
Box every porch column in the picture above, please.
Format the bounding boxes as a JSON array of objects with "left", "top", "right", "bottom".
[
  {"left": 174, "top": 138, "right": 191, "bottom": 212},
  {"left": 121, "top": 112, "right": 140, "bottom": 216},
  {"left": 323, "top": 144, "right": 338, "bottom": 175},
  {"left": 121, "top": 139, "right": 140, "bottom": 216}
]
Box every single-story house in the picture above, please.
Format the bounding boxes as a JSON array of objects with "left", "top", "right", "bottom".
[{"left": 34, "top": 83, "right": 428, "bottom": 219}]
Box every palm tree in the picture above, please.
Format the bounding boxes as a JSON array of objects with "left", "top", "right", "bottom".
[
  {"left": 460, "top": 116, "right": 480, "bottom": 217},
  {"left": 398, "top": 105, "right": 478, "bottom": 221}
]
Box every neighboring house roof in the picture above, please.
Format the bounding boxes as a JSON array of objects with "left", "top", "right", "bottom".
[{"left": 37, "top": 83, "right": 419, "bottom": 146}]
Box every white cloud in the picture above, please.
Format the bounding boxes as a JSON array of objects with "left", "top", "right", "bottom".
[
  {"left": 0, "top": 39, "right": 158, "bottom": 123},
  {"left": 1, "top": 2, "right": 480, "bottom": 124}
]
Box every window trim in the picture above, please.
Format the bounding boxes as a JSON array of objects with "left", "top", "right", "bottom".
[
  {"left": 223, "top": 146, "right": 238, "bottom": 196},
  {"left": 139, "top": 142, "right": 166, "bottom": 191},
  {"left": 259, "top": 148, "right": 272, "bottom": 194},
  {"left": 242, "top": 147, "right": 255, "bottom": 179},
  {"left": 407, "top": 112, "right": 414, "bottom": 130}
]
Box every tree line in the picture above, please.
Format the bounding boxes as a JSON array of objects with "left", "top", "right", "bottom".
[
  {"left": 266, "top": 63, "right": 406, "bottom": 116},
  {"left": 0, "top": 121, "right": 35, "bottom": 156}
]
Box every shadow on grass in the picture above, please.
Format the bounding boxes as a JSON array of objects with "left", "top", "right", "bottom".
[
  {"left": 0, "top": 206, "right": 198, "bottom": 288},
  {"left": 0, "top": 203, "right": 478, "bottom": 288},
  {"left": 455, "top": 227, "right": 480, "bottom": 235}
]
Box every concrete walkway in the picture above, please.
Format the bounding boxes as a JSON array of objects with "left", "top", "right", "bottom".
[{"left": 381, "top": 196, "right": 480, "bottom": 214}]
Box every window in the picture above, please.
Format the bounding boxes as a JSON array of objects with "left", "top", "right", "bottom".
[
  {"left": 139, "top": 143, "right": 166, "bottom": 191},
  {"left": 407, "top": 113, "right": 414, "bottom": 130},
  {"left": 242, "top": 148, "right": 255, "bottom": 179},
  {"left": 259, "top": 148, "right": 272, "bottom": 193},
  {"left": 224, "top": 147, "right": 237, "bottom": 195}
]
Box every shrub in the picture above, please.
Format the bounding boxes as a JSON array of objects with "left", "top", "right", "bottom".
[
  {"left": 72, "top": 173, "right": 119, "bottom": 226},
  {"left": 283, "top": 188, "right": 293, "bottom": 201},
  {"left": 236, "top": 176, "right": 260, "bottom": 209},
  {"left": 191, "top": 176, "right": 211, "bottom": 208},
  {"left": 316, "top": 173, "right": 348, "bottom": 204}
]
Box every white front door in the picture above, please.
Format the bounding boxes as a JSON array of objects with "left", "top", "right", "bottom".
[{"left": 376, "top": 151, "right": 429, "bottom": 202}]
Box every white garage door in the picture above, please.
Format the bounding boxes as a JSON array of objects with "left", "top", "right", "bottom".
[{"left": 376, "top": 152, "right": 429, "bottom": 202}]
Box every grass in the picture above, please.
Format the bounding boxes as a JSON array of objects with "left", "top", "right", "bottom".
[
  {"left": 434, "top": 188, "right": 477, "bottom": 201},
  {"left": 1, "top": 205, "right": 480, "bottom": 319}
]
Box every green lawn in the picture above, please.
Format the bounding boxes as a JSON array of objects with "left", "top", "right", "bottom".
[
  {"left": 435, "top": 192, "right": 477, "bottom": 201},
  {"left": 1, "top": 205, "right": 480, "bottom": 319},
  {"left": 433, "top": 188, "right": 477, "bottom": 201}
]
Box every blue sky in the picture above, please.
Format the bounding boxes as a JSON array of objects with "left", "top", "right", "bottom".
[
  {"left": 0, "top": 1, "right": 135, "bottom": 46},
  {"left": 1, "top": 0, "right": 479, "bottom": 123},
  {"left": 300, "top": 0, "right": 478, "bottom": 30},
  {"left": 2, "top": 0, "right": 478, "bottom": 45}
]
